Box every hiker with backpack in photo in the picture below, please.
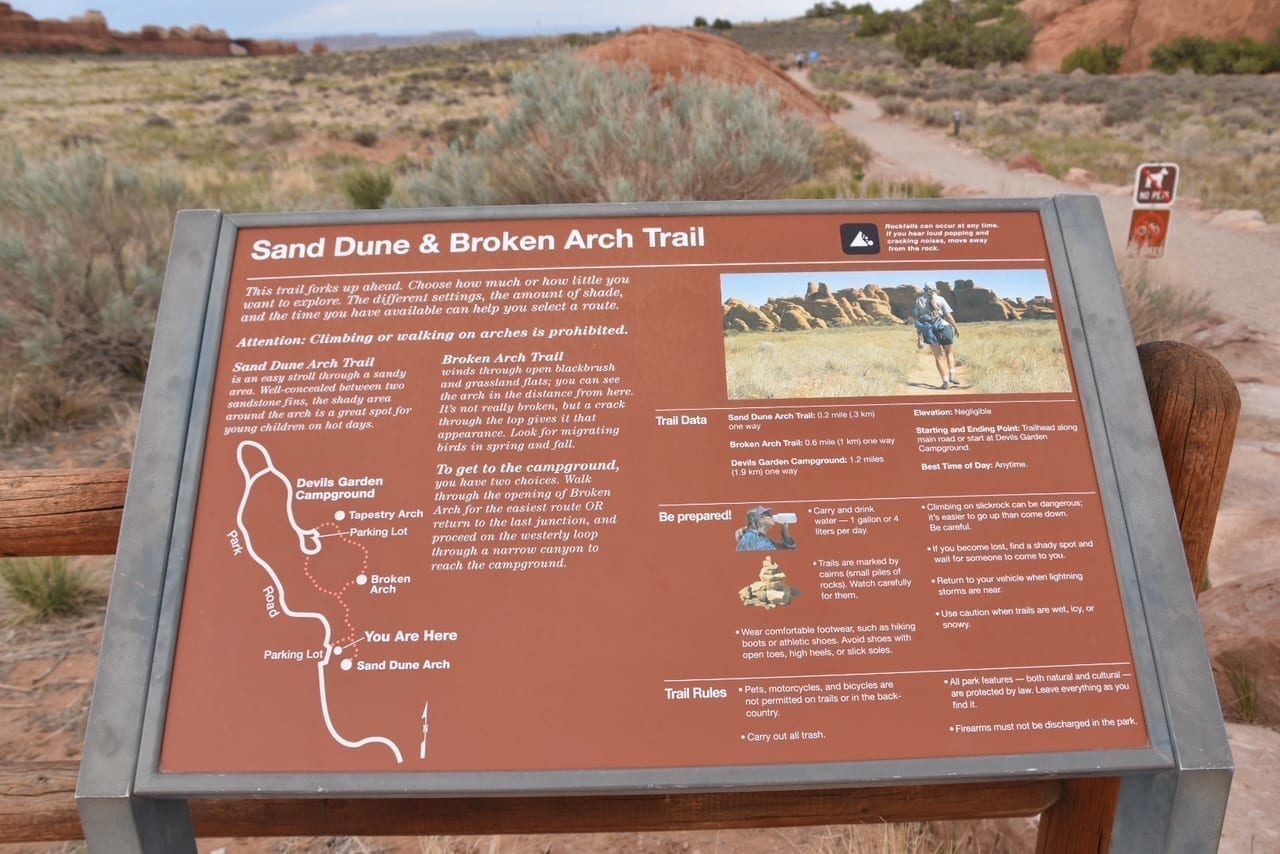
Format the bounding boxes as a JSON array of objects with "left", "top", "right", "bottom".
[{"left": 914, "top": 284, "right": 960, "bottom": 389}]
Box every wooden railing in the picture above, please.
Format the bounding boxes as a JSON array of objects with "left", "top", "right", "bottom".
[{"left": 0, "top": 341, "right": 1239, "bottom": 851}]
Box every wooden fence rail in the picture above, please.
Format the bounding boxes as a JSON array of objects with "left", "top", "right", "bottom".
[{"left": 0, "top": 340, "right": 1239, "bottom": 851}]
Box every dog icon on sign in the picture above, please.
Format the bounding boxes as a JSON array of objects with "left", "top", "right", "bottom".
[{"left": 1134, "top": 163, "right": 1179, "bottom": 206}]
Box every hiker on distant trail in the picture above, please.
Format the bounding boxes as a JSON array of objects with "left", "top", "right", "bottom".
[{"left": 914, "top": 284, "right": 960, "bottom": 389}]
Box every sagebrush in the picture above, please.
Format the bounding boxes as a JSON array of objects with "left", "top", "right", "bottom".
[
  {"left": 0, "top": 146, "right": 184, "bottom": 439},
  {"left": 397, "top": 54, "right": 821, "bottom": 206}
]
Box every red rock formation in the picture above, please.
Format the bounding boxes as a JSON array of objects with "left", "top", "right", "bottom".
[
  {"left": 1022, "top": 0, "right": 1280, "bottom": 72},
  {"left": 0, "top": 3, "right": 297, "bottom": 56},
  {"left": 580, "top": 26, "right": 833, "bottom": 126}
]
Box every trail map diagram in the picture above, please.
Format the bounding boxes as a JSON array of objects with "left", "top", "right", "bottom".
[{"left": 235, "top": 440, "right": 427, "bottom": 764}]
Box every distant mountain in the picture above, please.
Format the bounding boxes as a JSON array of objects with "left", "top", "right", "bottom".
[{"left": 295, "top": 30, "right": 486, "bottom": 53}]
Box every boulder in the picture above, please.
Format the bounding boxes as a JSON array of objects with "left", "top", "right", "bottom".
[
  {"left": 724, "top": 298, "right": 778, "bottom": 332},
  {"left": 1209, "top": 209, "right": 1268, "bottom": 230},
  {"left": 1199, "top": 569, "right": 1280, "bottom": 725},
  {"left": 951, "top": 279, "right": 1018, "bottom": 321},
  {"left": 778, "top": 305, "right": 820, "bottom": 331}
]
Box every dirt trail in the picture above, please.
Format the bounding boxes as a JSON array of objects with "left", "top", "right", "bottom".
[{"left": 800, "top": 72, "right": 1280, "bottom": 854}]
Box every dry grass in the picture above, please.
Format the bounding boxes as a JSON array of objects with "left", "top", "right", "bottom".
[
  {"left": 726, "top": 320, "right": 1070, "bottom": 400},
  {"left": 1116, "top": 258, "right": 1211, "bottom": 344}
]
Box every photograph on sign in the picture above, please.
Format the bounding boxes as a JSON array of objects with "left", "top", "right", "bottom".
[
  {"left": 721, "top": 268, "right": 1068, "bottom": 399},
  {"left": 147, "top": 206, "right": 1152, "bottom": 784}
]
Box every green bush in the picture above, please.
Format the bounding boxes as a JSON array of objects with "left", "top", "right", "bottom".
[
  {"left": 342, "top": 167, "right": 393, "bottom": 209},
  {"left": 1061, "top": 42, "right": 1125, "bottom": 74},
  {"left": 0, "top": 147, "right": 183, "bottom": 410},
  {"left": 1150, "top": 32, "right": 1280, "bottom": 74},
  {"left": 399, "top": 55, "right": 820, "bottom": 206},
  {"left": 693, "top": 16, "right": 708, "bottom": 27},
  {"left": 0, "top": 556, "right": 93, "bottom": 619},
  {"left": 856, "top": 10, "right": 896, "bottom": 37},
  {"left": 895, "top": 3, "right": 1033, "bottom": 68},
  {"left": 712, "top": 17, "right": 733, "bottom": 29}
]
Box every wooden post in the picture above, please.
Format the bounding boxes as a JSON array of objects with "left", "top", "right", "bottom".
[
  {"left": 1137, "top": 341, "right": 1241, "bottom": 595},
  {"left": 1035, "top": 341, "right": 1239, "bottom": 852},
  {"left": 0, "top": 469, "right": 127, "bottom": 557}
]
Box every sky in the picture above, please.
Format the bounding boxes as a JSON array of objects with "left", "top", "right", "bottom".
[
  {"left": 722, "top": 269, "right": 1054, "bottom": 308},
  {"left": 17, "top": 1, "right": 912, "bottom": 38}
]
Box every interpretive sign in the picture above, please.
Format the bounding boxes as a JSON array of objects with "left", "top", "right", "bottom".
[{"left": 110, "top": 198, "right": 1188, "bottom": 801}]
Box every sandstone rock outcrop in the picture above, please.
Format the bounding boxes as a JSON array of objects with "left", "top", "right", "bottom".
[
  {"left": 0, "top": 3, "right": 297, "bottom": 55},
  {"left": 580, "top": 26, "right": 833, "bottom": 126},
  {"left": 1021, "top": 0, "right": 1280, "bottom": 72},
  {"left": 724, "top": 279, "right": 1053, "bottom": 334}
]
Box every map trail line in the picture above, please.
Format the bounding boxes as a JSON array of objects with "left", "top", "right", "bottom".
[{"left": 235, "top": 439, "right": 406, "bottom": 764}]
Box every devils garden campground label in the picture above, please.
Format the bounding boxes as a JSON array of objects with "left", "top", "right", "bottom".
[{"left": 158, "top": 209, "right": 1149, "bottom": 774}]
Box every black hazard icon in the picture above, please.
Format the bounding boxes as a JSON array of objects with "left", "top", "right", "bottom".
[
  {"left": 1134, "top": 162, "right": 1179, "bottom": 206},
  {"left": 840, "top": 223, "right": 880, "bottom": 255}
]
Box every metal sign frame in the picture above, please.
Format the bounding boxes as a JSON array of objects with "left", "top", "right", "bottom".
[{"left": 76, "top": 196, "right": 1231, "bottom": 852}]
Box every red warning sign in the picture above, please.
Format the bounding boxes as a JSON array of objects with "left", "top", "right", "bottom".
[
  {"left": 1134, "top": 163, "right": 1179, "bottom": 206},
  {"left": 1127, "top": 208, "right": 1171, "bottom": 258}
]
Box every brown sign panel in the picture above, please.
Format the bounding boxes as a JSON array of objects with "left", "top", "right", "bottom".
[{"left": 157, "top": 208, "right": 1149, "bottom": 776}]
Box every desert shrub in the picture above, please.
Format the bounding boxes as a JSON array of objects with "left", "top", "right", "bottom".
[
  {"left": 1061, "top": 42, "right": 1125, "bottom": 75},
  {"left": 712, "top": 18, "right": 733, "bottom": 29},
  {"left": 262, "top": 118, "right": 301, "bottom": 143},
  {"left": 814, "top": 126, "right": 872, "bottom": 174},
  {"left": 399, "top": 54, "right": 819, "bottom": 206},
  {"left": 817, "top": 92, "right": 852, "bottom": 112},
  {"left": 351, "top": 127, "right": 380, "bottom": 147},
  {"left": 427, "top": 116, "right": 488, "bottom": 147},
  {"left": 0, "top": 557, "right": 93, "bottom": 619},
  {"left": 895, "top": 4, "right": 1033, "bottom": 68},
  {"left": 856, "top": 10, "right": 897, "bottom": 37},
  {"left": 879, "top": 95, "right": 910, "bottom": 117},
  {"left": 0, "top": 147, "right": 183, "bottom": 435},
  {"left": 1150, "top": 32, "right": 1280, "bottom": 74},
  {"left": 215, "top": 101, "right": 253, "bottom": 125},
  {"left": 1118, "top": 261, "right": 1210, "bottom": 343},
  {"left": 0, "top": 369, "right": 108, "bottom": 443},
  {"left": 342, "top": 167, "right": 393, "bottom": 209}
]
